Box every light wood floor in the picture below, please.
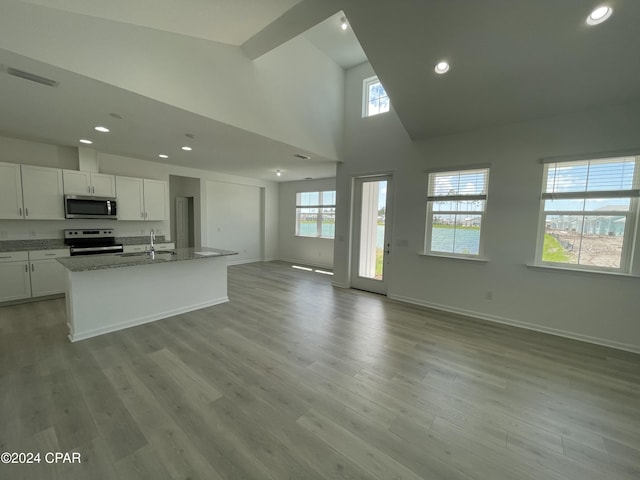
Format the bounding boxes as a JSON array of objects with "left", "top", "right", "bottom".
[{"left": 1, "top": 261, "right": 639, "bottom": 479}]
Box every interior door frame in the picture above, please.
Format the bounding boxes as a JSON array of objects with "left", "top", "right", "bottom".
[{"left": 349, "top": 172, "right": 394, "bottom": 295}]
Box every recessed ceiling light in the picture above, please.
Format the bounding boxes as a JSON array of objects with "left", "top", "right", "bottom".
[
  {"left": 340, "top": 17, "right": 349, "bottom": 31},
  {"left": 79, "top": 139, "right": 93, "bottom": 144},
  {"left": 158, "top": 154, "right": 168, "bottom": 159},
  {"left": 181, "top": 146, "right": 192, "bottom": 151},
  {"left": 434, "top": 61, "right": 450, "bottom": 74},
  {"left": 586, "top": 5, "right": 612, "bottom": 25},
  {"left": 276, "top": 170, "right": 282, "bottom": 177},
  {"left": 94, "top": 126, "right": 110, "bottom": 133}
]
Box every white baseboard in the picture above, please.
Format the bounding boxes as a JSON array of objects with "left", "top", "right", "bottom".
[
  {"left": 227, "top": 258, "right": 261, "bottom": 266},
  {"left": 389, "top": 294, "right": 640, "bottom": 354},
  {"left": 69, "top": 297, "right": 229, "bottom": 342}
]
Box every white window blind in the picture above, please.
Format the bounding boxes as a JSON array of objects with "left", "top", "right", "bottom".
[
  {"left": 537, "top": 156, "right": 640, "bottom": 272},
  {"left": 425, "top": 168, "right": 490, "bottom": 257}
]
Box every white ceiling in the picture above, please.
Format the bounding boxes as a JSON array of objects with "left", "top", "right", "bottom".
[
  {"left": 0, "top": 0, "right": 363, "bottom": 182},
  {"left": 0, "top": 48, "right": 337, "bottom": 181},
  {"left": 302, "top": 11, "right": 366, "bottom": 70},
  {"left": 21, "top": 0, "right": 305, "bottom": 46},
  {"left": 3, "top": 0, "right": 640, "bottom": 183},
  {"left": 346, "top": 0, "right": 640, "bottom": 139}
]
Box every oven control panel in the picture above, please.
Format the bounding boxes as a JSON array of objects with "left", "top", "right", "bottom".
[{"left": 64, "top": 229, "right": 115, "bottom": 239}]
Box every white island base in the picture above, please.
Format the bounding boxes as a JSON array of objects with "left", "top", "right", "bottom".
[{"left": 64, "top": 255, "right": 230, "bottom": 342}]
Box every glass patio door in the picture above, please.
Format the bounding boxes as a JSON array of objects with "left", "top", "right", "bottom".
[{"left": 350, "top": 175, "right": 393, "bottom": 294}]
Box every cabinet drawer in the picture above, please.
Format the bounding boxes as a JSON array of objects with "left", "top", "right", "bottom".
[
  {"left": 155, "top": 243, "right": 175, "bottom": 251},
  {"left": 0, "top": 251, "right": 28, "bottom": 263},
  {"left": 123, "top": 245, "right": 146, "bottom": 253},
  {"left": 29, "top": 249, "right": 70, "bottom": 261}
]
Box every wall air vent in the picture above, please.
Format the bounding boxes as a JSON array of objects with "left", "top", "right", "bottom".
[
  {"left": 4, "top": 66, "right": 59, "bottom": 87},
  {"left": 293, "top": 153, "right": 311, "bottom": 160}
]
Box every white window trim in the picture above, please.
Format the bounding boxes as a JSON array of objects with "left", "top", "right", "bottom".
[
  {"left": 362, "top": 75, "right": 390, "bottom": 118},
  {"left": 424, "top": 167, "right": 490, "bottom": 259},
  {"left": 534, "top": 156, "right": 640, "bottom": 274},
  {"left": 295, "top": 191, "right": 336, "bottom": 239}
]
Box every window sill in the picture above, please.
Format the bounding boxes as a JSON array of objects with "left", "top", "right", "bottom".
[
  {"left": 526, "top": 264, "right": 639, "bottom": 278},
  {"left": 419, "top": 253, "right": 488, "bottom": 263},
  {"left": 294, "top": 235, "right": 334, "bottom": 240}
]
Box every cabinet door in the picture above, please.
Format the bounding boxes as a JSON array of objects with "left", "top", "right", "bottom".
[
  {"left": 63, "top": 170, "right": 92, "bottom": 195},
  {"left": 30, "top": 259, "right": 66, "bottom": 297},
  {"left": 0, "top": 262, "right": 31, "bottom": 302},
  {"left": 91, "top": 173, "right": 116, "bottom": 197},
  {"left": 116, "top": 176, "right": 144, "bottom": 220},
  {"left": 21, "top": 165, "right": 65, "bottom": 219},
  {"left": 0, "top": 162, "right": 24, "bottom": 219},
  {"left": 143, "top": 179, "right": 168, "bottom": 221}
]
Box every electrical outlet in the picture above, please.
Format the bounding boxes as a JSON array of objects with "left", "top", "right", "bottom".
[{"left": 485, "top": 290, "right": 493, "bottom": 300}]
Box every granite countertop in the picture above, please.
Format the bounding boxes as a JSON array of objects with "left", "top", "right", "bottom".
[
  {"left": 57, "top": 247, "right": 238, "bottom": 272},
  {"left": 0, "top": 239, "right": 67, "bottom": 252}
]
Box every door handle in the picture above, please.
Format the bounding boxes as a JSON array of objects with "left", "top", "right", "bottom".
[
  {"left": 25, "top": 208, "right": 29, "bottom": 216},
  {"left": 19, "top": 207, "right": 23, "bottom": 216},
  {"left": 31, "top": 264, "right": 35, "bottom": 272}
]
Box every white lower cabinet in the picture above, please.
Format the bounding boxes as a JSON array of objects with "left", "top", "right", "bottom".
[
  {"left": 29, "top": 249, "right": 69, "bottom": 297},
  {"left": 0, "top": 249, "right": 69, "bottom": 302},
  {"left": 0, "top": 252, "right": 31, "bottom": 302}
]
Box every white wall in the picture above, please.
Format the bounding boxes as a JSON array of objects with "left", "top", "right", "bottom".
[
  {"left": 0, "top": 0, "right": 344, "bottom": 161},
  {"left": 278, "top": 178, "right": 336, "bottom": 268},
  {"left": 334, "top": 62, "right": 640, "bottom": 353},
  {"left": 204, "top": 180, "right": 261, "bottom": 264}
]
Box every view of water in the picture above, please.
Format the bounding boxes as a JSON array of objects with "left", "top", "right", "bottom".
[
  {"left": 301, "top": 223, "right": 480, "bottom": 255},
  {"left": 430, "top": 227, "right": 480, "bottom": 254},
  {"left": 298, "top": 223, "right": 335, "bottom": 238}
]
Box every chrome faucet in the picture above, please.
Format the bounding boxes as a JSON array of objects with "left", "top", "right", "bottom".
[{"left": 150, "top": 229, "right": 156, "bottom": 256}]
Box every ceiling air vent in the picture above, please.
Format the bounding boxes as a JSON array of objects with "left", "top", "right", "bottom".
[
  {"left": 4, "top": 66, "right": 59, "bottom": 87},
  {"left": 293, "top": 153, "right": 311, "bottom": 160}
]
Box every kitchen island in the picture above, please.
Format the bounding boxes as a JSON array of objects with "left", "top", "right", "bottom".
[{"left": 58, "top": 247, "right": 237, "bottom": 342}]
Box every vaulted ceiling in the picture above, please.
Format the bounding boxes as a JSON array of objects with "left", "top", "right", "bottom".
[{"left": 1, "top": 0, "right": 639, "bottom": 181}]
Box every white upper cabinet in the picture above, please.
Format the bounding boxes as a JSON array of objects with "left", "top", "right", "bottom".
[
  {"left": 116, "top": 176, "right": 167, "bottom": 221},
  {"left": 0, "top": 162, "right": 24, "bottom": 219},
  {"left": 21, "top": 165, "right": 65, "bottom": 220},
  {"left": 115, "top": 176, "right": 145, "bottom": 220},
  {"left": 63, "top": 170, "right": 116, "bottom": 197},
  {"left": 143, "top": 179, "right": 168, "bottom": 221},
  {"left": 91, "top": 173, "right": 116, "bottom": 197}
]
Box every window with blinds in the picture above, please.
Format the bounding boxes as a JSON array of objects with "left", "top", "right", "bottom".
[
  {"left": 295, "top": 191, "right": 336, "bottom": 239},
  {"left": 424, "top": 168, "right": 490, "bottom": 257},
  {"left": 537, "top": 156, "right": 640, "bottom": 272}
]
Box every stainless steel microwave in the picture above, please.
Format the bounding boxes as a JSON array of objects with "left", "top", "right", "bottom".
[{"left": 64, "top": 195, "right": 117, "bottom": 219}]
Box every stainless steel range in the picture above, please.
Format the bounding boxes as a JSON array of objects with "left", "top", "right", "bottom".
[{"left": 64, "top": 229, "right": 124, "bottom": 256}]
